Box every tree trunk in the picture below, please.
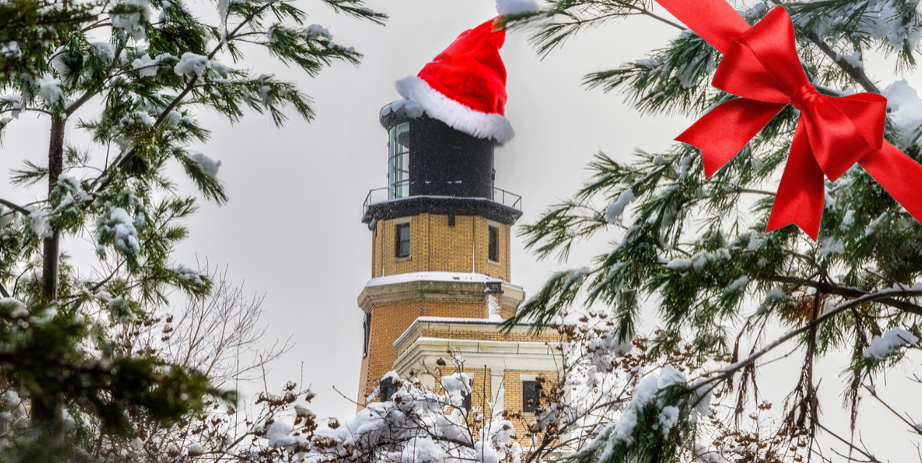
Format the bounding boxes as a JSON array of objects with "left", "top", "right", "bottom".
[{"left": 32, "top": 114, "right": 66, "bottom": 427}]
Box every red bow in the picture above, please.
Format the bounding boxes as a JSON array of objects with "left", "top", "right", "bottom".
[{"left": 655, "top": 0, "right": 922, "bottom": 240}]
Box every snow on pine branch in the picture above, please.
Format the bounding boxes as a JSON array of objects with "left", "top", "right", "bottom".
[
  {"left": 864, "top": 327, "right": 919, "bottom": 360},
  {"left": 496, "top": 0, "right": 540, "bottom": 16}
]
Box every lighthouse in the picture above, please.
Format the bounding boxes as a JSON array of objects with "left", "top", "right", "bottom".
[{"left": 355, "top": 15, "right": 561, "bottom": 433}]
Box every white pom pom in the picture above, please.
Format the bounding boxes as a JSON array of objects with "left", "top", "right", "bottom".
[{"left": 496, "top": 0, "right": 539, "bottom": 16}]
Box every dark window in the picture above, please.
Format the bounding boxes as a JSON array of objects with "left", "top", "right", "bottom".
[
  {"left": 362, "top": 312, "right": 371, "bottom": 358},
  {"left": 380, "top": 377, "right": 396, "bottom": 401},
  {"left": 461, "top": 390, "right": 472, "bottom": 411},
  {"left": 395, "top": 223, "right": 410, "bottom": 258},
  {"left": 523, "top": 380, "right": 539, "bottom": 413},
  {"left": 448, "top": 215, "right": 456, "bottom": 227},
  {"left": 488, "top": 226, "right": 499, "bottom": 262}
]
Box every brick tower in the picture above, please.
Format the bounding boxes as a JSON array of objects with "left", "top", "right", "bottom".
[
  {"left": 355, "top": 13, "right": 561, "bottom": 434},
  {"left": 355, "top": 101, "right": 562, "bottom": 427}
]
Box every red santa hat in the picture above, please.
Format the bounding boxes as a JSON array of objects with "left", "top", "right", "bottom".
[{"left": 395, "top": 1, "right": 539, "bottom": 144}]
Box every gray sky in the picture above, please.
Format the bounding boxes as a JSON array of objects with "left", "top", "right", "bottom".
[
  {"left": 153, "top": 0, "right": 687, "bottom": 420},
  {"left": 3, "top": 0, "right": 921, "bottom": 458}
]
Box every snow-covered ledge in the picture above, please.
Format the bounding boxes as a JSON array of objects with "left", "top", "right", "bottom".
[
  {"left": 392, "top": 316, "right": 540, "bottom": 353},
  {"left": 357, "top": 271, "right": 525, "bottom": 312},
  {"left": 393, "top": 335, "right": 562, "bottom": 394}
]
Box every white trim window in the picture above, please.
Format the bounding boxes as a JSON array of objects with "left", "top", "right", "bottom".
[{"left": 388, "top": 122, "right": 410, "bottom": 199}]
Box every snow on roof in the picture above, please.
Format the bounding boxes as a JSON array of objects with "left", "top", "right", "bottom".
[
  {"left": 366, "top": 272, "right": 503, "bottom": 288},
  {"left": 380, "top": 99, "right": 425, "bottom": 120}
]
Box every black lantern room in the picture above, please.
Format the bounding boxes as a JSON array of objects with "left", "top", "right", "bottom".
[{"left": 361, "top": 101, "right": 522, "bottom": 227}]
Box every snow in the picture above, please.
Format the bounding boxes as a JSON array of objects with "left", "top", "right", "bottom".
[
  {"left": 266, "top": 420, "right": 304, "bottom": 448},
  {"left": 175, "top": 265, "right": 206, "bottom": 286},
  {"left": 818, "top": 237, "right": 844, "bottom": 257},
  {"left": 608, "top": 366, "right": 689, "bottom": 445},
  {"left": 835, "top": 50, "right": 863, "bottom": 69},
  {"left": 129, "top": 437, "right": 144, "bottom": 451},
  {"left": 174, "top": 52, "right": 209, "bottom": 77},
  {"left": 306, "top": 24, "right": 333, "bottom": 41},
  {"left": 258, "top": 85, "right": 271, "bottom": 106},
  {"left": 134, "top": 111, "right": 154, "bottom": 126},
  {"left": 747, "top": 233, "right": 765, "bottom": 251},
  {"left": 380, "top": 99, "right": 425, "bottom": 120},
  {"left": 496, "top": 0, "right": 540, "bottom": 16},
  {"left": 50, "top": 47, "right": 72, "bottom": 77},
  {"left": 58, "top": 175, "right": 91, "bottom": 201},
  {"left": 0, "top": 298, "right": 28, "bottom": 319},
  {"left": 764, "top": 287, "right": 787, "bottom": 303},
  {"left": 92, "top": 42, "right": 114, "bottom": 61},
  {"left": 28, "top": 209, "right": 50, "bottom": 238},
  {"left": 189, "top": 152, "right": 221, "bottom": 176},
  {"left": 487, "top": 293, "right": 501, "bottom": 320},
  {"left": 37, "top": 77, "right": 63, "bottom": 106},
  {"left": 864, "top": 327, "right": 918, "bottom": 360},
  {"left": 294, "top": 404, "right": 313, "bottom": 417},
  {"left": 841, "top": 209, "right": 856, "bottom": 229},
  {"left": 605, "top": 188, "right": 635, "bottom": 225},
  {"left": 392, "top": 436, "right": 446, "bottom": 462},
  {"left": 187, "top": 443, "right": 204, "bottom": 456},
  {"left": 726, "top": 276, "right": 749, "bottom": 293},
  {"left": 132, "top": 53, "right": 172, "bottom": 77},
  {"left": 665, "top": 248, "right": 730, "bottom": 271},
  {"left": 882, "top": 80, "right": 922, "bottom": 146},
  {"left": 101, "top": 207, "right": 140, "bottom": 253},
  {"left": 0, "top": 41, "right": 21, "bottom": 59},
  {"left": 366, "top": 271, "right": 502, "bottom": 287},
  {"left": 440, "top": 373, "right": 471, "bottom": 395},
  {"left": 658, "top": 405, "right": 680, "bottom": 433},
  {"left": 112, "top": 0, "right": 150, "bottom": 40}
]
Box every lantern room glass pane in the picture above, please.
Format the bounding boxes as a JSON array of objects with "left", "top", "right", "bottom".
[{"left": 388, "top": 122, "right": 410, "bottom": 199}]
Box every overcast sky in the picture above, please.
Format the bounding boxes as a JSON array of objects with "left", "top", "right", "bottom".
[
  {"left": 3, "top": 0, "right": 922, "bottom": 458},
  {"left": 151, "top": 0, "right": 688, "bottom": 420}
]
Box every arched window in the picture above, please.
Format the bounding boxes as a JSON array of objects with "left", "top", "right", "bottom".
[{"left": 388, "top": 122, "right": 410, "bottom": 199}]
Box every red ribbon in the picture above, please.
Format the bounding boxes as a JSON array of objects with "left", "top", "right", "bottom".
[{"left": 655, "top": 0, "right": 922, "bottom": 240}]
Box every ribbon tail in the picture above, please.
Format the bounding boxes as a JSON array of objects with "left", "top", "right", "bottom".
[
  {"left": 676, "top": 99, "right": 784, "bottom": 178},
  {"left": 653, "top": 0, "right": 750, "bottom": 55},
  {"left": 767, "top": 121, "right": 825, "bottom": 240},
  {"left": 859, "top": 141, "right": 922, "bottom": 224}
]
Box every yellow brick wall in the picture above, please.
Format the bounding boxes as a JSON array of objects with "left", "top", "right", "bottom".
[
  {"left": 360, "top": 299, "right": 490, "bottom": 403},
  {"left": 503, "top": 370, "right": 560, "bottom": 441},
  {"left": 372, "top": 214, "right": 511, "bottom": 281}
]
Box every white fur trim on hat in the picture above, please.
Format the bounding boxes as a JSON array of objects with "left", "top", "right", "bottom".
[{"left": 396, "top": 76, "right": 515, "bottom": 144}]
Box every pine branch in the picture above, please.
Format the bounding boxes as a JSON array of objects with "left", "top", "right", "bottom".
[
  {"left": 768, "top": 275, "right": 922, "bottom": 316},
  {"left": 769, "top": 0, "right": 880, "bottom": 94},
  {"left": 0, "top": 197, "right": 29, "bottom": 215},
  {"left": 698, "top": 287, "right": 922, "bottom": 387}
]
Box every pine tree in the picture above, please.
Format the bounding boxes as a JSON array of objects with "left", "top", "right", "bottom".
[
  {"left": 0, "top": 0, "right": 384, "bottom": 459},
  {"left": 506, "top": 1, "right": 922, "bottom": 461}
]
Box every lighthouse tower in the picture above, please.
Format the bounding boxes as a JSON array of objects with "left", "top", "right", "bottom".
[{"left": 355, "top": 15, "right": 561, "bottom": 430}]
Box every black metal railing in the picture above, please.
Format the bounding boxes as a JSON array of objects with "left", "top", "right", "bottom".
[{"left": 363, "top": 183, "right": 522, "bottom": 217}]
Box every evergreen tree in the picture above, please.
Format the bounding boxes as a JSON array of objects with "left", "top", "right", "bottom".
[
  {"left": 0, "top": 0, "right": 383, "bottom": 459},
  {"left": 506, "top": 1, "right": 922, "bottom": 461}
]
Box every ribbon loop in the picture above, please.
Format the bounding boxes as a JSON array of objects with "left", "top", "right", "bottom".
[{"left": 654, "top": 0, "right": 922, "bottom": 239}]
